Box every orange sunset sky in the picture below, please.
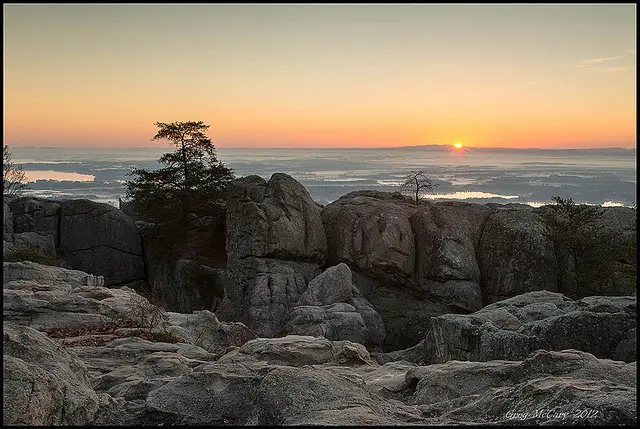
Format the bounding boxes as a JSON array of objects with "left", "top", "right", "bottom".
[{"left": 3, "top": 4, "right": 637, "bottom": 149}]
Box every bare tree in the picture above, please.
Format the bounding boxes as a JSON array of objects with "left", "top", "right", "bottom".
[
  {"left": 401, "top": 170, "right": 437, "bottom": 203},
  {"left": 3, "top": 145, "right": 29, "bottom": 195}
]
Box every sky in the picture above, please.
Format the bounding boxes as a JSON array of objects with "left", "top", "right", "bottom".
[{"left": 3, "top": 3, "right": 637, "bottom": 149}]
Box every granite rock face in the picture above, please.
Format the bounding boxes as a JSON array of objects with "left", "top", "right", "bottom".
[
  {"left": 222, "top": 174, "right": 327, "bottom": 336},
  {"left": 283, "top": 263, "right": 386, "bottom": 347},
  {"left": 478, "top": 205, "right": 558, "bottom": 303},
  {"left": 429, "top": 290, "right": 636, "bottom": 363},
  {"left": 5, "top": 197, "right": 144, "bottom": 286},
  {"left": 2, "top": 261, "right": 636, "bottom": 426},
  {"left": 407, "top": 349, "right": 636, "bottom": 425},
  {"left": 225, "top": 173, "right": 327, "bottom": 262},
  {"left": 57, "top": 199, "right": 144, "bottom": 286},
  {"left": 3, "top": 323, "right": 108, "bottom": 426},
  {"left": 322, "top": 191, "right": 416, "bottom": 283},
  {"left": 411, "top": 201, "right": 492, "bottom": 283}
]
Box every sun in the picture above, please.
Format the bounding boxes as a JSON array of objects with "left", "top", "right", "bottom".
[{"left": 453, "top": 142, "right": 463, "bottom": 149}]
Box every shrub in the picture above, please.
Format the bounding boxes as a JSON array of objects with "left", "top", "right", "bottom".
[{"left": 3, "top": 246, "right": 58, "bottom": 266}]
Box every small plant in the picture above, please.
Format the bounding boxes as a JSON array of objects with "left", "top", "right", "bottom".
[
  {"left": 539, "top": 196, "right": 636, "bottom": 297},
  {"left": 3, "top": 246, "right": 58, "bottom": 266},
  {"left": 124, "top": 293, "right": 166, "bottom": 329},
  {"left": 3, "top": 145, "right": 29, "bottom": 195},
  {"left": 401, "top": 170, "right": 438, "bottom": 203}
]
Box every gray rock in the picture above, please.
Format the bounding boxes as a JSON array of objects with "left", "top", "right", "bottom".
[
  {"left": 429, "top": 290, "right": 636, "bottom": 363},
  {"left": 349, "top": 296, "right": 386, "bottom": 348},
  {"left": 419, "top": 278, "right": 483, "bottom": 312},
  {"left": 282, "top": 304, "right": 369, "bottom": 345},
  {"left": 409, "top": 349, "right": 636, "bottom": 425},
  {"left": 144, "top": 362, "right": 266, "bottom": 425},
  {"left": 613, "top": 328, "right": 636, "bottom": 363},
  {"left": 3, "top": 195, "right": 14, "bottom": 234},
  {"left": 3, "top": 260, "right": 104, "bottom": 288},
  {"left": 3, "top": 323, "right": 103, "bottom": 425},
  {"left": 409, "top": 359, "right": 522, "bottom": 406},
  {"left": 57, "top": 199, "right": 144, "bottom": 285},
  {"left": 226, "top": 173, "right": 327, "bottom": 262},
  {"left": 3, "top": 231, "right": 57, "bottom": 258},
  {"left": 297, "top": 263, "right": 354, "bottom": 306},
  {"left": 256, "top": 365, "right": 425, "bottom": 425},
  {"left": 441, "top": 376, "right": 636, "bottom": 425},
  {"left": 223, "top": 174, "right": 328, "bottom": 336},
  {"left": 223, "top": 257, "right": 320, "bottom": 337},
  {"left": 411, "top": 201, "right": 492, "bottom": 282},
  {"left": 284, "top": 263, "right": 386, "bottom": 347},
  {"left": 9, "top": 197, "right": 61, "bottom": 244},
  {"left": 478, "top": 206, "right": 558, "bottom": 303},
  {"left": 217, "top": 335, "right": 374, "bottom": 367},
  {"left": 164, "top": 309, "right": 256, "bottom": 354},
  {"left": 357, "top": 272, "right": 450, "bottom": 351},
  {"left": 322, "top": 191, "right": 416, "bottom": 282}
]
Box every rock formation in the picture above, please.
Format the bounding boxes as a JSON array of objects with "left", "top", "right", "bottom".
[
  {"left": 221, "top": 174, "right": 327, "bottom": 337},
  {"left": 2, "top": 261, "right": 636, "bottom": 426},
  {"left": 4, "top": 196, "right": 144, "bottom": 286}
]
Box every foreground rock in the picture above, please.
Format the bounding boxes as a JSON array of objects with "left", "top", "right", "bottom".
[
  {"left": 5, "top": 197, "right": 144, "bottom": 285},
  {"left": 407, "top": 349, "right": 636, "bottom": 425},
  {"left": 429, "top": 290, "right": 636, "bottom": 363},
  {"left": 3, "top": 323, "right": 114, "bottom": 425},
  {"left": 3, "top": 261, "right": 636, "bottom": 426}
]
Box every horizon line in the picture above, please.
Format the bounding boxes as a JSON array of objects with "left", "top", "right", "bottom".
[{"left": 8, "top": 144, "right": 637, "bottom": 151}]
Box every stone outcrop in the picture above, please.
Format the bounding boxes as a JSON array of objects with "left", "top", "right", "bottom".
[
  {"left": 221, "top": 174, "right": 327, "bottom": 336},
  {"left": 322, "top": 191, "right": 417, "bottom": 283},
  {"left": 3, "top": 322, "right": 113, "bottom": 426},
  {"left": 225, "top": 173, "right": 327, "bottom": 262},
  {"left": 3, "top": 231, "right": 57, "bottom": 259},
  {"left": 429, "top": 290, "right": 636, "bottom": 363},
  {"left": 3, "top": 260, "right": 636, "bottom": 426},
  {"left": 283, "top": 263, "right": 386, "bottom": 348},
  {"left": 5, "top": 197, "right": 144, "bottom": 286},
  {"left": 407, "top": 348, "right": 636, "bottom": 425},
  {"left": 478, "top": 205, "right": 558, "bottom": 303}
]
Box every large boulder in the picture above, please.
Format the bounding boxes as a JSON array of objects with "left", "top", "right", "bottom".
[
  {"left": 57, "top": 199, "right": 144, "bottom": 285},
  {"left": 6, "top": 197, "right": 144, "bottom": 286},
  {"left": 411, "top": 201, "right": 492, "bottom": 283},
  {"left": 429, "top": 291, "right": 636, "bottom": 363},
  {"left": 322, "top": 191, "right": 416, "bottom": 283},
  {"left": 217, "top": 335, "right": 374, "bottom": 367},
  {"left": 164, "top": 310, "right": 256, "bottom": 354},
  {"left": 3, "top": 323, "right": 107, "bottom": 425},
  {"left": 478, "top": 205, "right": 558, "bottom": 303},
  {"left": 3, "top": 231, "right": 57, "bottom": 259},
  {"left": 222, "top": 174, "right": 327, "bottom": 336},
  {"left": 407, "top": 349, "right": 636, "bottom": 425},
  {"left": 222, "top": 257, "right": 320, "bottom": 337},
  {"left": 8, "top": 197, "right": 61, "bottom": 244},
  {"left": 256, "top": 365, "right": 423, "bottom": 425},
  {"left": 283, "top": 303, "right": 369, "bottom": 345},
  {"left": 226, "top": 173, "right": 327, "bottom": 262},
  {"left": 297, "top": 262, "right": 353, "bottom": 306},
  {"left": 285, "top": 263, "right": 386, "bottom": 347}
]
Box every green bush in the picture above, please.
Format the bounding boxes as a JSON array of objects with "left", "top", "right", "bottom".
[{"left": 3, "top": 246, "right": 58, "bottom": 266}]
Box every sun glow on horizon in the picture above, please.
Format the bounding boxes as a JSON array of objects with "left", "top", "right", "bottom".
[{"left": 453, "top": 142, "right": 463, "bottom": 149}]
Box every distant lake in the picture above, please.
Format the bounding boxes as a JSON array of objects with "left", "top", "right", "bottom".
[
  {"left": 24, "top": 170, "right": 95, "bottom": 182},
  {"left": 9, "top": 145, "right": 637, "bottom": 208}
]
